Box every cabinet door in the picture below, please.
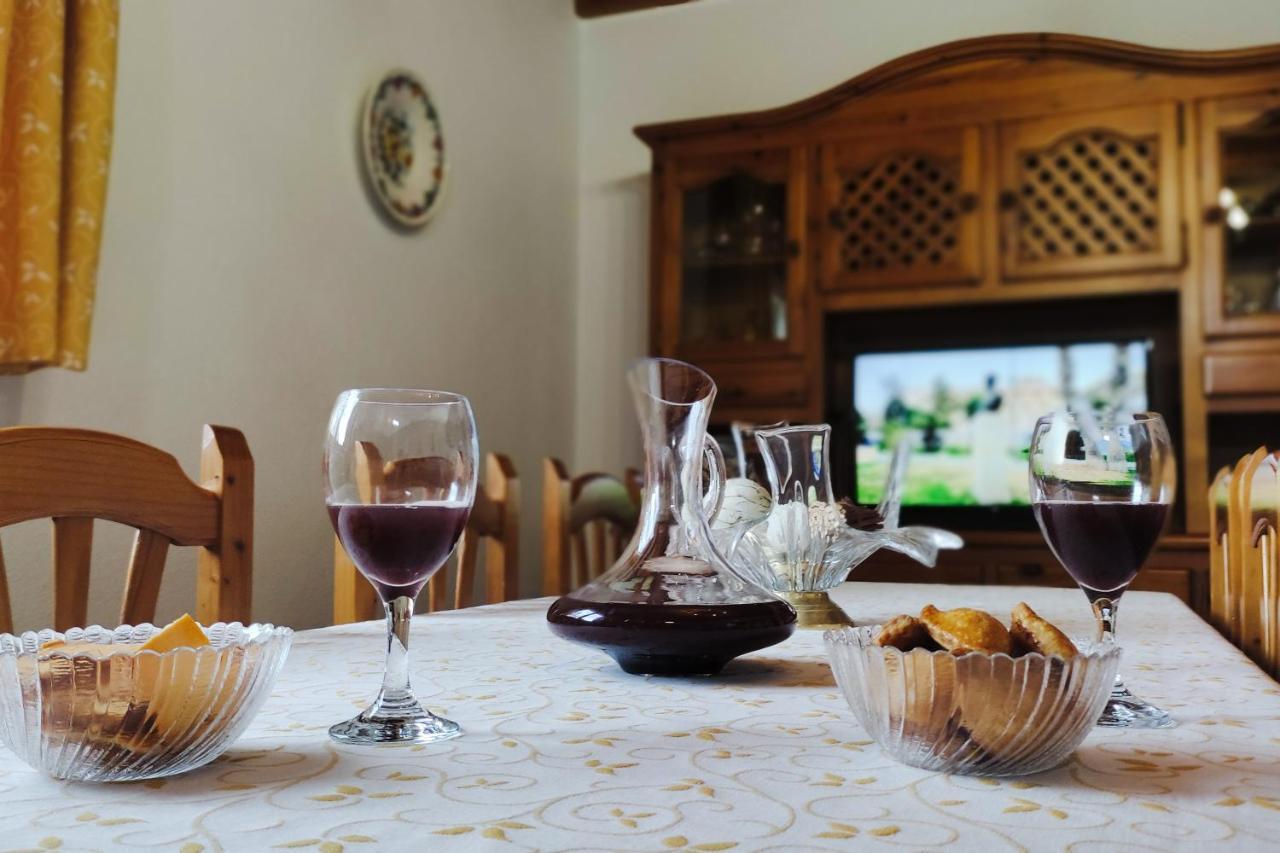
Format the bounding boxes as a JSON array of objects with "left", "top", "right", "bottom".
[
  {"left": 657, "top": 148, "right": 806, "bottom": 360},
  {"left": 1200, "top": 92, "right": 1280, "bottom": 336},
  {"left": 819, "top": 126, "right": 982, "bottom": 290},
  {"left": 998, "top": 104, "right": 1182, "bottom": 279}
]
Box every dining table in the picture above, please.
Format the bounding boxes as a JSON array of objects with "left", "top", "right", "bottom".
[{"left": 1, "top": 582, "right": 1278, "bottom": 852}]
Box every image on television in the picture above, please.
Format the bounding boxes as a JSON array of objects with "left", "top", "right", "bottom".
[{"left": 854, "top": 341, "right": 1151, "bottom": 507}]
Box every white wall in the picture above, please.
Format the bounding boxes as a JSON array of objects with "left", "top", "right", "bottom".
[
  {"left": 2, "top": 0, "right": 578, "bottom": 631},
  {"left": 575, "top": 0, "right": 1280, "bottom": 474}
]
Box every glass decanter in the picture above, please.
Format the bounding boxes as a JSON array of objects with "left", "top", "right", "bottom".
[
  {"left": 724, "top": 426, "right": 963, "bottom": 629},
  {"left": 546, "top": 358, "right": 796, "bottom": 675}
]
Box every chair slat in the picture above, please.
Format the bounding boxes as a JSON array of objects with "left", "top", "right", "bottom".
[
  {"left": 333, "top": 540, "right": 380, "bottom": 624},
  {"left": 587, "top": 521, "right": 607, "bottom": 578},
  {"left": 121, "top": 529, "right": 170, "bottom": 625},
  {"left": 52, "top": 516, "right": 94, "bottom": 631},
  {"left": 454, "top": 528, "right": 477, "bottom": 610},
  {"left": 483, "top": 454, "right": 520, "bottom": 605},
  {"left": 1228, "top": 449, "right": 1267, "bottom": 643},
  {"left": 1240, "top": 451, "right": 1271, "bottom": 664},
  {"left": 1208, "top": 465, "right": 1231, "bottom": 635},
  {"left": 426, "top": 571, "right": 444, "bottom": 613},
  {"left": 0, "top": 538, "right": 12, "bottom": 634},
  {"left": 542, "top": 458, "right": 571, "bottom": 596}
]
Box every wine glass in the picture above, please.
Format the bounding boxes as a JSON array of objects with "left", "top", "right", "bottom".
[
  {"left": 1028, "top": 410, "right": 1176, "bottom": 729},
  {"left": 324, "top": 388, "right": 477, "bottom": 745}
]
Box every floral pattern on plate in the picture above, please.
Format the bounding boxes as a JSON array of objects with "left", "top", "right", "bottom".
[{"left": 361, "top": 70, "right": 445, "bottom": 227}]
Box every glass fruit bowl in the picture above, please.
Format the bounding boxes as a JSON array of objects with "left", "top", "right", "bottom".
[
  {"left": 824, "top": 625, "right": 1120, "bottom": 777},
  {"left": 0, "top": 621, "right": 292, "bottom": 782}
]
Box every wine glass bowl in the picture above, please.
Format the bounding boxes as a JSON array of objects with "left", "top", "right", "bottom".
[
  {"left": 1028, "top": 411, "right": 1175, "bottom": 729},
  {"left": 324, "top": 388, "right": 477, "bottom": 745}
]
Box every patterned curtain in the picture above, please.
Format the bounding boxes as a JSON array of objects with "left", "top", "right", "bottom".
[{"left": 0, "top": 0, "right": 118, "bottom": 373}]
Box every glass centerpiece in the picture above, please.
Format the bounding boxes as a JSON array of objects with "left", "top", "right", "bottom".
[
  {"left": 546, "top": 358, "right": 796, "bottom": 675},
  {"left": 719, "top": 425, "right": 963, "bottom": 629}
]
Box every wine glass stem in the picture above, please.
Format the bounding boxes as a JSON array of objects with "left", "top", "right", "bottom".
[
  {"left": 376, "top": 595, "right": 416, "bottom": 712},
  {"left": 1091, "top": 596, "right": 1119, "bottom": 642}
]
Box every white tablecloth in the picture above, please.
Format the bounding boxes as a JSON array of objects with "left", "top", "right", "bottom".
[{"left": 1, "top": 583, "right": 1279, "bottom": 852}]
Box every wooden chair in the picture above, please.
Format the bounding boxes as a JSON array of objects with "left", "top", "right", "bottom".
[
  {"left": 1215, "top": 446, "right": 1280, "bottom": 678},
  {"left": 332, "top": 447, "right": 519, "bottom": 624},
  {"left": 0, "top": 426, "right": 253, "bottom": 633},
  {"left": 542, "top": 458, "right": 640, "bottom": 596}
]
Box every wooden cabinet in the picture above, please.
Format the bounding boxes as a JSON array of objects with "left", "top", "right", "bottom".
[
  {"left": 655, "top": 147, "right": 807, "bottom": 362},
  {"left": 997, "top": 104, "right": 1183, "bottom": 280},
  {"left": 818, "top": 126, "right": 982, "bottom": 290},
  {"left": 1200, "top": 91, "right": 1280, "bottom": 337},
  {"left": 638, "top": 34, "right": 1280, "bottom": 577}
]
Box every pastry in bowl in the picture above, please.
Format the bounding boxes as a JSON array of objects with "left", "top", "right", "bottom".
[
  {"left": 1, "top": 616, "right": 291, "bottom": 782},
  {"left": 825, "top": 603, "right": 1118, "bottom": 776},
  {"left": 919, "top": 604, "right": 1013, "bottom": 656}
]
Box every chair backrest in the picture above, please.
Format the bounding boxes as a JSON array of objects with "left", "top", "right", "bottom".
[
  {"left": 1239, "top": 449, "right": 1269, "bottom": 661},
  {"left": 1212, "top": 446, "right": 1280, "bottom": 679},
  {"left": 1243, "top": 451, "right": 1280, "bottom": 674},
  {"left": 1209, "top": 464, "right": 1232, "bottom": 635},
  {"left": 542, "top": 457, "right": 640, "bottom": 596},
  {"left": 0, "top": 426, "right": 253, "bottom": 633},
  {"left": 1227, "top": 447, "right": 1268, "bottom": 645},
  {"left": 331, "top": 447, "right": 519, "bottom": 624}
]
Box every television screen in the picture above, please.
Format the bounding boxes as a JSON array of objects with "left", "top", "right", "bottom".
[{"left": 854, "top": 341, "right": 1151, "bottom": 507}]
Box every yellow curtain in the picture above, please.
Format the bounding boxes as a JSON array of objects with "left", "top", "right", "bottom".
[{"left": 0, "top": 0, "right": 117, "bottom": 373}]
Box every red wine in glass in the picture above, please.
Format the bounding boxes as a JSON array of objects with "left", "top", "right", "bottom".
[
  {"left": 324, "top": 388, "right": 478, "bottom": 746},
  {"left": 1028, "top": 410, "right": 1176, "bottom": 729},
  {"left": 1033, "top": 501, "right": 1169, "bottom": 597},
  {"left": 328, "top": 503, "right": 470, "bottom": 599}
]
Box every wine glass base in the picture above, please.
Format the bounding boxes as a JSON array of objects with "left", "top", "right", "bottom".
[
  {"left": 1096, "top": 682, "right": 1175, "bottom": 729},
  {"left": 329, "top": 708, "right": 462, "bottom": 746}
]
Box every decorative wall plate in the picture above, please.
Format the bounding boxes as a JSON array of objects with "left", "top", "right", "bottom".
[{"left": 360, "top": 69, "right": 446, "bottom": 227}]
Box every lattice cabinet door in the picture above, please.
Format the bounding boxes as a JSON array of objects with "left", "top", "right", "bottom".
[
  {"left": 819, "top": 126, "right": 982, "bottom": 290},
  {"left": 997, "top": 104, "right": 1183, "bottom": 280}
]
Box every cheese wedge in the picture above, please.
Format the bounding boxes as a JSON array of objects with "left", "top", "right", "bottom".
[{"left": 141, "top": 614, "right": 210, "bottom": 653}]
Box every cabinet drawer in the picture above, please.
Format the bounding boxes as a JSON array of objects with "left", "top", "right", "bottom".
[
  {"left": 1204, "top": 351, "right": 1280, "bottom": 396},
  {"left": 708, "top": 362, "right": 807, "bottom": 408},
  {"left": 1128, "top": 567, "right": 1191, "bottom": 602}
]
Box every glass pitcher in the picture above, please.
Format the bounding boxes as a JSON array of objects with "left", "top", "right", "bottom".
[{"left": 546, "top": 358, "right": 796, "bottom": 675}]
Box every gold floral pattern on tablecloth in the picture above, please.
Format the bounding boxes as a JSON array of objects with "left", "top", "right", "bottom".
[{"left": 1, "top": 584, "right": 1279, "bottom": 851}]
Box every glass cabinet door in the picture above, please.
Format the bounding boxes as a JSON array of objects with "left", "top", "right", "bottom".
[
  {"left": 680, "top": 173, "right": 788, "bottom": 346},
  {"left": 1203, "top": 93, "right": 1280, "bottom": 335},
  {"left": 659, "top": 148, "right": 804, "bottom": 359}
]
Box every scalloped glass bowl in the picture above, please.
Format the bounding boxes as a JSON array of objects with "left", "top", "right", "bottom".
[
  {"left": 0, "top": 622, "right": 292, "bottom": 782},
  {"left": 824, "top": 625, "right": 1120, "bottom": 777}
]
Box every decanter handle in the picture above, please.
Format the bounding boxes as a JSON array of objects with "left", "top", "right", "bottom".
[{"left": 702, "top": 434, "right": 727, "bottom": 523}]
